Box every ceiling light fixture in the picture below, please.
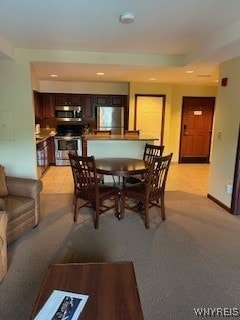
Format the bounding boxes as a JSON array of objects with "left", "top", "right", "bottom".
[
  {"left": 149, "top": 77, "right": 157, "bottom": 81},
  {"left": 96, "top": 72, "right": 105, "bottom": 76},
  {"left": 185, "top": 70, "right": 194, "bottom": 74},
  {"left": 120, "top": 13, "right": 135, "bottom": 24},
  {"left": 50, "top": 74, "right": 58, "bottom": 78},
  {"left": 197, "top": 74, "right": 211, "bottom": 77}
]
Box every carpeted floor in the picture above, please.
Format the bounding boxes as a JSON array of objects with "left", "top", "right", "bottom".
[{"left": 1, "top": 191, "right": 240, "bottom": 319}]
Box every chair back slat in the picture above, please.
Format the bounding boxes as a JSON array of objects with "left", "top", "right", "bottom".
[
  {"left": 147, "top": 153, "right": 173, "bottom": 198},
  {"left": 124, "top": 130, "right": 140, "bottom": 137},
  {"left": 68, "top": 153, "right": 118, "bottom": 228},
  {"left": 143, "top": 143, "right": 164, "bottom": 163},
  {"left": 69, "top": 154, "right": 98, "bottom": 199},
  {"left": 94, "top": 130, "right": 112, "bottom": 136}
]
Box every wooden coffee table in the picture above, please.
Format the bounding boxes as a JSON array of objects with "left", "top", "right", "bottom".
[{"left": 30, "top": 261, "right": 144, "bottom": 320}]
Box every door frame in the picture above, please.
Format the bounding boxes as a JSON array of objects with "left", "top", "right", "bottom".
[
  {"left": 231, "top": 126, "right": 240, "bottom": 214},
  {"left": 134, "top": 94, "right": 166, "bottom": 145},
  {"left": 179, "top": 96, "right": 215, "bottom": 163}
]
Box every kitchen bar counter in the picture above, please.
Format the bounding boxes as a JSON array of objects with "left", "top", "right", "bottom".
[
  {"left": 83, "top": 134, "right": 157, "bottom": 141},
  {"left": 83, "top": 135, "right": 158, "bottom": 182},
  {"left": 83, "top": 134, "right": 158, "bottom": 159}
]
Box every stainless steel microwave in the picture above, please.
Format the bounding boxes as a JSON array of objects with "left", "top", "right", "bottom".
[{"left": 55, "top": 106, "right": 82, "bottom": 122}]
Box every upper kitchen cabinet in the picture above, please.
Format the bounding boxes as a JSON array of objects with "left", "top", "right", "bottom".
[
  {"left": 55, "top": 94, "right": 82, "bottom": 106},
  {"left": 42, "top": 93, "right": 55, "bottom": 119},
  {"left": 82, "top": 95, "right": 95, "bottom": 122},
  {"left": 109, "top": 95, "right": 127, "bottom": 107},
  {"left": 95, "top": 95, "right": 108, "bottom": 106},
  {"left": 33, "top": 91, "right": 42, "bottom": 119},
  {"left": 95, "top": 95, "right": 127, "bottom": 107}
]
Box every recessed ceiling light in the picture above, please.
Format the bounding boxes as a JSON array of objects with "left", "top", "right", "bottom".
[
  {"left": 96, "top": 72, "right": 105, "bottom": 76},
  {"left": 197, "top": 74, "right": 211, "bottom": 78},
  {"left": 185, "top": 70, "right": 194, "bottom": 74},
  {"left": 149, "top": 77, "right": 157, "bottom": 81},
  {"left": 120, "top": 13, "right": 135, "bottom": 24},
  {"left": 50, "top": 74, "right": 58, "bottom": 78}
]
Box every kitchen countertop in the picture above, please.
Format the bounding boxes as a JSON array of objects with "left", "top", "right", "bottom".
[
  {"left": 83, "top": 134, "right": 158, "bottom": 141},
  {"left": 35, "top": 132, "right": 56, "bottom": 145}
]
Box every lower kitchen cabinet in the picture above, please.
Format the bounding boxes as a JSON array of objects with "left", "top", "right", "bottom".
[
  {"left": 36, "top": 137, "right": 55, "bottom": 177},
  {"left": 47, "top": 137, "right": 55, "bottom": 165}
]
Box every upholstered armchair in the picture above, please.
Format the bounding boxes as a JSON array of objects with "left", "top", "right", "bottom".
[
  {"left": 0, "top": 166, "right": 43, "bottom": 281},
  {"left": 0, "top": 211, "right": 7, "bottom": 282},
  {"left": 1, "top": 176, "right": 43, "bottom": 244}
]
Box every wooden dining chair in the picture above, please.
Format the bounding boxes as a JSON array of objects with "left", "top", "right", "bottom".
[
  {"left": 125, "top": 143, "right": 165, "bottom": 185},
  {"left": 124, "top": 130, "right": 140, "bottom": 137},
  {"left": 68, "top": 154, "right": 119, "bottom": 228},
  {"left": 120, "top": 153, "right": 173, "bottom": 228},
  {"left": 94, "top": 130, "right": 112, "bottom": 136},
  {"left": 93, "top": 129, "right": 118, "bottom": 184},
  {"left": 68, "top": 149, "right": 104, "bottom": 183}
]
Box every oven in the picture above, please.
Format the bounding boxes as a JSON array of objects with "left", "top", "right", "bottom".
[{"left": 55, "top": 136, "right": 82, "bottom": 165}]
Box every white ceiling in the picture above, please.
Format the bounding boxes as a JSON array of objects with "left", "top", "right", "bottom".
[{"left": 1, "top": 0, "right": 240, "bottom": 85}]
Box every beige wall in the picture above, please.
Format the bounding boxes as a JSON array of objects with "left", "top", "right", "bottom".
[
  {"left": 1, "top": 45, "right": 236, "bottom": 210},
  {"left": 208, "top": 56, "right": 240, "bottom": 207},
  {"left": 129, "top": 82, "right": 217, "bottom": 161},
  {"left": 39, "top": 81, "right": 129, "bottom": 95},
  {"left": 0, "top": 50, "right": 37, "bottom": 178}
]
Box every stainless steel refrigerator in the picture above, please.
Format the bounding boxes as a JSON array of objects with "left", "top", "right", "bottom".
[{"left": 96, "top": 106, "right": 124, "bottom": 135}]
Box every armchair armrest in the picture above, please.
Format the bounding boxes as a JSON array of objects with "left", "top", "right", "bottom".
[
  {"left": 0, "top": 211, "right": 7, "bottom": 282},
  {"left": 6, "top": 177, "right": 43, "bottom": 198},
  {"left": 0, "top": 199, "right": 5, "bottom": 211},
  {"left": 6, "top": 177, "right": 43, "bottom": 225}
]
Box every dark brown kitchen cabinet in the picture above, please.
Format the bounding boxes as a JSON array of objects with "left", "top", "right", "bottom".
[
  {"left": 33, "top": 91, "right": 42, "bottom": 119},
  {"left": 95, "top": 95, "right": 127, "bottom": 107},
  {"left": 36, "top": 137, "right": 55, "bottom": 176},
  {"left": 47, "top": 137, "right": 55, "bottom": 165},
  {"left": 95, "top": 95, "right": 109, "bottom": 106},
  {"left": 82, "top": 95, "right": 95, "bottom": 121},
  {"left": 55, "top": 93, "right": 82, "bottom": 106},
  {"left": 42, "top": 93, "right": 55, "bottom": 119},
  {"left": 82, "top": 137, "right": 87, "bottom": 157},
  {"left": 109, "top": 95, "right": 127, "bottom": 106}
]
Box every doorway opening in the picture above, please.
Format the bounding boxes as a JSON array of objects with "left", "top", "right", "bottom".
[{"left": 134, "top": 94, "right": 166, "bottom": 145}]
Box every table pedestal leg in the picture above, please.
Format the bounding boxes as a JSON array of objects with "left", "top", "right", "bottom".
[{"left": 115, "top": 189, "right": 122, "bottom": 220}]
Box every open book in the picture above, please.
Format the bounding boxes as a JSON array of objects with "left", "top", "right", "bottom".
[{"left": 34, "top": 290, "right": 89, "bottom": 320}]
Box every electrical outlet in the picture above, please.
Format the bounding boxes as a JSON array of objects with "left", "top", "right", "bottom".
[{"left": 225, "top": 182, "right": 232, "bottom": 194}]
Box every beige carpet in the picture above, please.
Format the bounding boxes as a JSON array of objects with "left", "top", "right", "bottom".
[{"left": 1, "top": 191, "right": 240, "bottom": 319}]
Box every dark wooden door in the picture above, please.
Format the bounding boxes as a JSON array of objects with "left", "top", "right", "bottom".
[{"left": 179, "top": 97, "right": 215, "bottom": 163}]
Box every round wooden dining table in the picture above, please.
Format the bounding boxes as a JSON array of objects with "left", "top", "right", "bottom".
[
  {"left": 95, "top": 157, "right": 151, "bottom": 177},
  {"left": 95, "top": 158, "right": 151, "bottom": 219}
]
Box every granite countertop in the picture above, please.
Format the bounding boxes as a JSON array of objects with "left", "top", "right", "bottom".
[
  {"left": 83, "top": 134, "right": 158, "bottom": 141},
  {"left": 35, "top": 130, "right": 56, "bottom": 145}
]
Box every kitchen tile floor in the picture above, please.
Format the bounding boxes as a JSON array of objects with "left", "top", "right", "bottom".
[{"left": 40, "top": 163, "right": 210, "bottom": 196}]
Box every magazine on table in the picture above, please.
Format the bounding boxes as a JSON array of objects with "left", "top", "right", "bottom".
[{"left": 34, "top": 289, "right": 89, "bottom": 320}]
